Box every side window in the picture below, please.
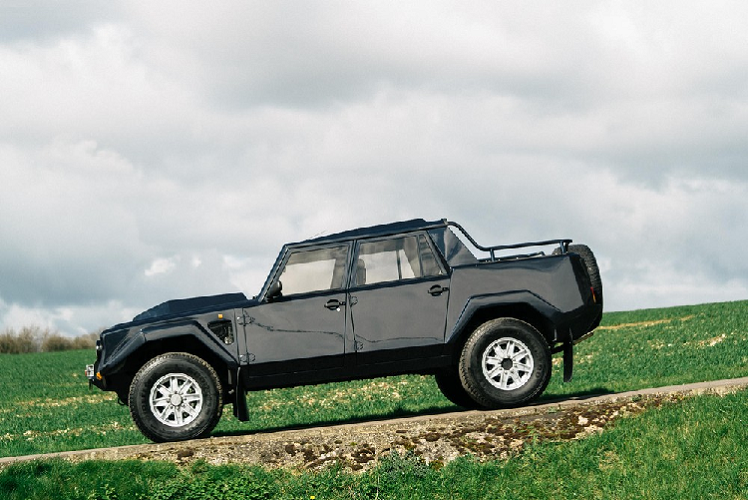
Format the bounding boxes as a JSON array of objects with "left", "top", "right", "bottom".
[
  {"left": 277, "top": 245, "right": 348, "bottom": 296},
  {"left": 418, "top": 234, "right": 444, "bottom": 277},
  {"left": 427, "top": 227, "right": 478, "bottom": 266},
  {"left": 355, "top": 234, "right": 442, "bottom": 286}
]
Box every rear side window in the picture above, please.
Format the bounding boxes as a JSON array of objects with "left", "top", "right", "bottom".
[
  {"left": 428, "top": 227, "right": 478, "bottom": 266},
  {"left": 278, "top": 245, "right": 349, "bottom": 295},
  {"left": 418, "top": 234, "right": 443, "bottom": 277},
  {"left": 354, "top": 234, "right": 443, "bottom": 286}
]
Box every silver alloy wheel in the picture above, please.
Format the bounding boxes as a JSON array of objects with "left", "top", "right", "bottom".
[
  {"left": 149, "top": 372, "right": 204, "bottom": 427},
  {"left": 481, "top": 337, "right": 535, "bottom": 391}
]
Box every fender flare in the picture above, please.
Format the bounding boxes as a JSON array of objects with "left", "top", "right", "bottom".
[
  {"left": 447, "top": 290, "right": 561, "bottom": 346},
  {"left": 100, "top": 320, "right": 239, "bottom": 379}
]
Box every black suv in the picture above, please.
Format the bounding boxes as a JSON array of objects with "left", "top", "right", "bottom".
[{"left": 87, "top": 219, "right": 602, "bottom": 442}]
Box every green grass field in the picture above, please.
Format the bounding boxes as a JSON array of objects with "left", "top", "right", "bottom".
[
  {"left": 1, "top": 300, "right": 747, "bottom": 499},
  {"left": 3, "top": 390, "right": 747, "bottom": 499}
]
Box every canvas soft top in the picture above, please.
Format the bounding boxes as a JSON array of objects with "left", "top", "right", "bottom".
[{"left": 290, "top": 218, "right": 448, "bottom": 247}]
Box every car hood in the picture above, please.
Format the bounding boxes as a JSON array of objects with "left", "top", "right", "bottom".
[
  {"left": 133, "top": 292, "right": 249, "bottom": 322},
  {"left": 102, "top": 292, "right": 253, "bottom": 334}
]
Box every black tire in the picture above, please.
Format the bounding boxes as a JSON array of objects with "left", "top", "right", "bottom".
[
  {"left": 556, "top": 244, "right": 603, "bottom": 307},
  {"left": 128, "top": 352, "right": 223, "bottom": 442},
  {"left": 435, "top": 368, "right": 483, "bottom": 409},
  {"left": 459, "top": 318, "right": 551, "bottom": 409}
]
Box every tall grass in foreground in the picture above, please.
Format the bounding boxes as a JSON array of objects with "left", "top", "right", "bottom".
[{"left": 2, "top": 389, "right": 747, "bottom": 499}]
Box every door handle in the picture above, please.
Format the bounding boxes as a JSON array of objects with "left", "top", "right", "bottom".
[
  {"left": 428, "top": 285, "right": 449, "bottom": 296},
  {"left": 324, "top": 299, "right": 346, "bottom": 311}
]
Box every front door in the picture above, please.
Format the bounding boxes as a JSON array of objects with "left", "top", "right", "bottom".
[{"left": 242, "top": 244, "right": 350, "bottom": 375}]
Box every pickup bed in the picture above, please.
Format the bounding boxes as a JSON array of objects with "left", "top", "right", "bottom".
[{"left": 88, "top": 219, "right": 603, "bottom": 442}]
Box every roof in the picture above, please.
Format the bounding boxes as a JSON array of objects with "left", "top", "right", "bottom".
[{"left": 290, "top": 218, "right": 447, "bottom": 247}]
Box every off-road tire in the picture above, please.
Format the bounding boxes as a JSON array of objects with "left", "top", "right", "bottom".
[
  {"left": 459, "top": 318, "right": 551, "bottom": 409},
  {"left": 435, "top": 368, "right": 483, "bottom": 409},
  {"left": 556, "top": 244, "right": 603, "bottom": 306},
  {"left": 129, "top": 352, "right": 223, "bottom": 443}
]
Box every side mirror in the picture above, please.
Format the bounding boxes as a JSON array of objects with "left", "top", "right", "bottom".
[{"left": 266, "top": 281, "right": 282, "bottom": 302}]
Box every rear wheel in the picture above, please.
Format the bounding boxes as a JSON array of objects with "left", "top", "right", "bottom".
[
  {"left": 129, "top": 352, "right": 223, "bottom": 442},
  {"left": 435, "top": 368, "right": 482, "bottom": 409},
  {"left": 459, "top": 318, "right": 551, "bottom": 409}
]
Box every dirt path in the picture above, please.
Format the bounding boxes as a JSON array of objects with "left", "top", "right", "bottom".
[{"left": 3, "top": 377, "right": 748, "bottom": 471}]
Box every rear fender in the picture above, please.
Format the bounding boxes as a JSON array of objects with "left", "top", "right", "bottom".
[{"left": 447, "top": 291, "right": 560, "bottom": 347}]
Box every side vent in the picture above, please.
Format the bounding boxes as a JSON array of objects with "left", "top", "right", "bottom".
[{"left": 208, "top": 320, "right": 235, "bottom": 345}]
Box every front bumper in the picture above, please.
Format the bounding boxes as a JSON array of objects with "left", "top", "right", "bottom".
[
  {"left": 86, "top": 362, "right": 106, "bottom": 390},
  {"left": 86, "top": 363, "right": 96, "bottom": 389}
]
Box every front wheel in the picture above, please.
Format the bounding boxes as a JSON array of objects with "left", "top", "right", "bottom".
[
  {"left": 129, "top": 352, "right": 223, "bottom": 442},
  {"left": 459, "top": 318, "right": 551, "bottom": 409}
]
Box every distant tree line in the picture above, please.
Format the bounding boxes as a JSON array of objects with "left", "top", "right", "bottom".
[{"left": 0, "top": 326, "right": 98, "bottom": 354}]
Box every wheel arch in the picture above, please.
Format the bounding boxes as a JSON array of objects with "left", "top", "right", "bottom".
[
  {"left": 446, "top": 296, "right": 557, "bottom": 364},
  {"left": 108, "top": 331, "right": 237, "bottom": 403}
]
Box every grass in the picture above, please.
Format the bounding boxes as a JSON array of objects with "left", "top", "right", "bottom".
[
  {"left": 0, "top": 351, "right": 147, "bottom": 457},
  {"left": 1, "top": 299, "right": 748, "bottom": 498},
  {"left": 544, "top": 300, "right": 748, "bottom": 397},
  {"left": 2, "top": 390, "right": 748, "bottom": 499}
]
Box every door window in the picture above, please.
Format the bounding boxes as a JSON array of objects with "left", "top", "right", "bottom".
[
  {"left": 355, "top": 234, "right": 443, "bottom": 287},
  {"left": 277, "top": 245, "right": 349, "bottom": 296}
]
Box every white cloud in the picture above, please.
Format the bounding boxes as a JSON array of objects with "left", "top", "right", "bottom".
[
  {"left": 0, "top": 299, "right": 141, "bottom": 335},
  {"left": 144, "top": 257, "right": 179, "bottom": 277},
  {"left": 614, "top": 261, "right": 748, "bottom": 313}
]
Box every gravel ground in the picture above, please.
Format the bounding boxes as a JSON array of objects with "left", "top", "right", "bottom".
[
  {"left": 3, "top": 377, "right": 747, "bottom": 472},
  {"left": 67, "top": 397, "right": 656, "bottom": 471}
]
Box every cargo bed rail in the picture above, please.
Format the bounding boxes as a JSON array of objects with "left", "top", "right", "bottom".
[{"left": 446, "top": 220, "right": 572, "bottom": 262}]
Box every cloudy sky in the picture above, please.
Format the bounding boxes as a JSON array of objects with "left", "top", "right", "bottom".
[{"left": 2, "top": 1, "right": 747, "bottom": 336}]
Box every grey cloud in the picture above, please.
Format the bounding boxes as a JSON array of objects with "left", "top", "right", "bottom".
[
  {"left": 2, "top": 1, "right": 748, "bottom": 334},
  {"left": 0, "top": 1, "right": 122, "bottom": 43}
]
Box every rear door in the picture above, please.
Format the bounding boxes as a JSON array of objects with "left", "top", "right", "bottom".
[{"left": 349, "top": 233, "right": 450, "bottom": 364}]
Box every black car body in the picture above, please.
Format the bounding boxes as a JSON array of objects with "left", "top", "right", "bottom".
[{"left": 88, "top": 219, "right": 603, "bottom": 442}]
